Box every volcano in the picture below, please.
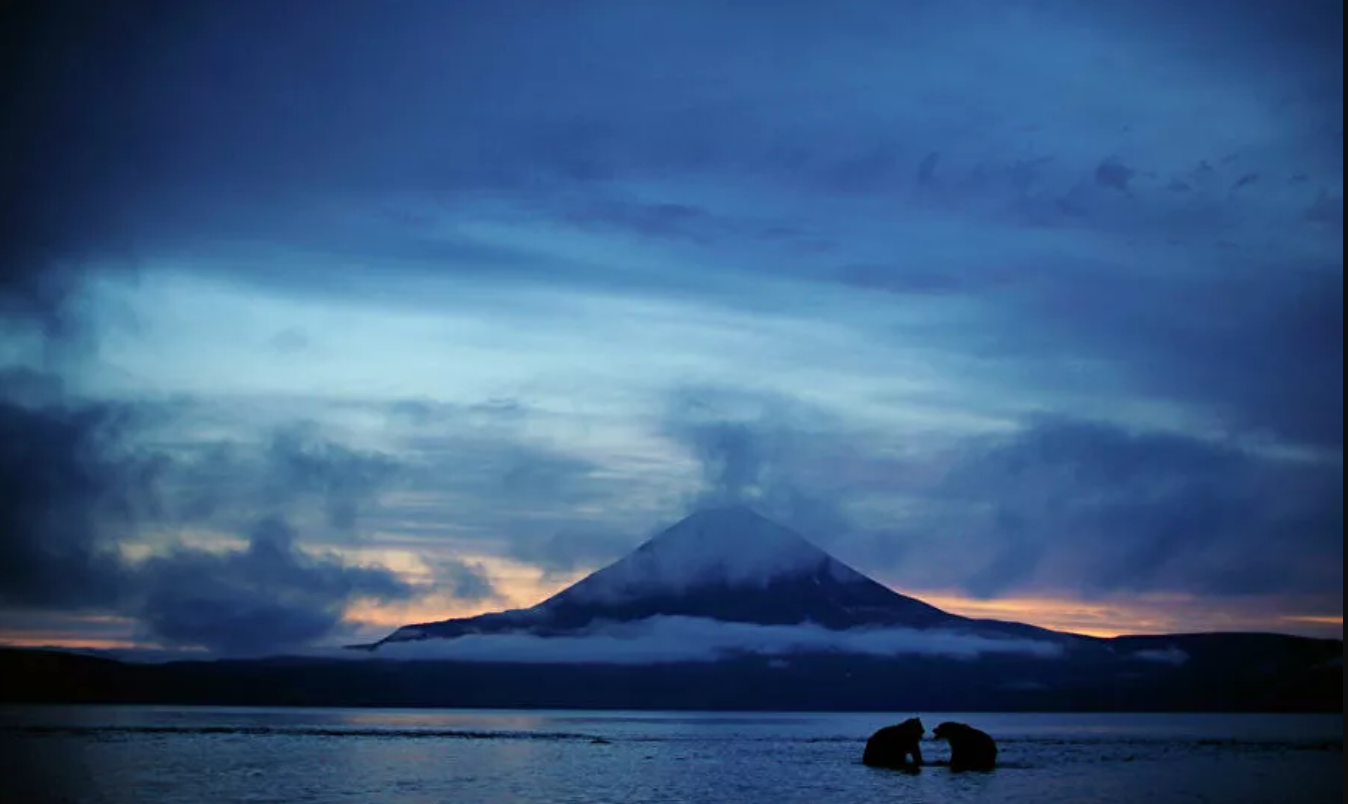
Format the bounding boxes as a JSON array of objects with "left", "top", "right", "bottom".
[{"left": 370, "top": 506, "right": 1062, "bottom": 648}]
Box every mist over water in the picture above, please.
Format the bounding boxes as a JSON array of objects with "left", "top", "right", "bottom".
[{"left": 3, "top": 706, "right": 1340, "bottom": 804}]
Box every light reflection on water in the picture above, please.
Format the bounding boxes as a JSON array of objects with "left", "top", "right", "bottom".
[{"left": 1, "top": 706, "right": 1341, "bottom": 804}]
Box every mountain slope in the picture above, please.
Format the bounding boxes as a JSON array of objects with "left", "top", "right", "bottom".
[{"left": 372, "top": 506, "right": 1059, "bottom": 648}]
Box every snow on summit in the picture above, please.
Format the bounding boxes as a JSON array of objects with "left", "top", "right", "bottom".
[{"left": 556, "top": 506, "right": 856, "bottom": 603}]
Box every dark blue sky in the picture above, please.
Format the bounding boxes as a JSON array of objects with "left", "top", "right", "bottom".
[{"left": 1, "top": 0, "right": 1341, "bottom": 653}]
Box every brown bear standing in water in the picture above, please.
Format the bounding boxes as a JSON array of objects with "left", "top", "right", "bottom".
[
  {"left": 862, "top": 717, "right": 925, "bottom": 769},
  {"left": 932, "top": 721, "right": 997, "bottom": 771}
]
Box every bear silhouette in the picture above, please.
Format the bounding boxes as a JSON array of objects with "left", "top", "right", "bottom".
[
  {"left": 932, "top": 721, "right": 997, "bottom": 771},
  {"left": 862, "top": 717, "right": 925, "bottom": 769}
]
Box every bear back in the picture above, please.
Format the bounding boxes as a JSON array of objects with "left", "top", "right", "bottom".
[{"left": 932, "top": 721, "right": 997, "bottom": 771}]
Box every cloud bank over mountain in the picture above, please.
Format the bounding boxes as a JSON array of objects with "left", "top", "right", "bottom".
[{"left": 363, "top": 616, "right": 1065, "bottom": 664}]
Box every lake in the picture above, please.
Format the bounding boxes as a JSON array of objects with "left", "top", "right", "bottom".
[{"left": 1, "top": 706, "right": 1340, "bottom": 803}]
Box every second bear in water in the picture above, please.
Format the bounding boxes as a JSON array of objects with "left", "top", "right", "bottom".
[{"left": 932, "top": 721, "right": 997, "bottom": 771}]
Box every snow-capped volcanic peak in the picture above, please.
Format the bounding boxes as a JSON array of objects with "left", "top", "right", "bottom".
[
  {"left": 369, "top": 506, "right": 993, "bottom": 648},
  {"left": 556, "top": 506, "right": 848, "bottom": 603}
]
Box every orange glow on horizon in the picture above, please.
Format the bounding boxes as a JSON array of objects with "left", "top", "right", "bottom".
[
  {"left": 345, "top": 552, "right": 587, "bottom": 635},
  {"left": 0, "top": 633, "right": 140, "bottom": 650},
  {"left": 913, "top": 589, "right": 1344, "bottom": 638},
  {"left": 914, "top": 592, "right": 1180, "bottom": 637},
  {"left": 1282, "top": 615, "right": 1344, "bottom": 626}
]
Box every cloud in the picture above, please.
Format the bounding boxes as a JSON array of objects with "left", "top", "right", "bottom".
[
  {"left": 503, "top": 525, "right": 640, "bottom": 580},
  {"left": 662, "top": 389, "right": 861, "bottom": 542},
  {"left": 262, "top": 424, "right": 402, "bottom": 534},
  {"left": 11, "top": 1, "right": 1338, "bottom": 316},
  {"left": 132, "top": 517, "right": 411, "bottom": 655},
  {"left": 0, "top": 1, "right": 157, "bottom": 354},
  {"left": 364, "top": 615, "right": 1064, "bottom": 664},
  {"left": 368, "top": 399, "right": 677, "bottom": 573},
  {"left": 267, "top": 328, "right": 310, "bottom": 356},
  {"left": 1130, "top": 647, "right": 1190, "bottom": 665},
  {"left": 431, "top": 558, "right": 499, "bottom": 603},
  {"left": 0, "top": 376, "right": 418, "bottom": 653},
  {"left": 1001, "top": 264, "right": 1343, "bottom": 449},
  {"left": 653, "top": 396, "right": 1342, "bottom": 614},
  {"left": 558, "top": 197, "right": 725, "bottom": 243},
  {"left": 161, "top": 420, "right": 404, "bottom": 541},
  {"left": 929, "top": 417, "right": 1343, "bottom": 599},
  {"left": 0, "top": 372, "right": 158, "bottom": 609}
]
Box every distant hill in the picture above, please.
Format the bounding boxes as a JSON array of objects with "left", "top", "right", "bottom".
[{"left": 1, "top": 634, "right": 1340, "bottom": 711}]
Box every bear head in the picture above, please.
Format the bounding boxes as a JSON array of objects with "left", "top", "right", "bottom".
[{"left": 895, "top": 717, "right": 924, "bottom": 740}]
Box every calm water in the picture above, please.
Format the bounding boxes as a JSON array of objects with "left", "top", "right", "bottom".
[{"left": 1, "top": 706, "right": 1340, "bottom": 804}]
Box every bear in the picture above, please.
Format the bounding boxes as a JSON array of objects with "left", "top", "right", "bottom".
[
  {"left": 862, "top": 717, "right": 925, "bottom": 769},
  {"left": 932, "top": 721, "right": 997, "bottom": 771}
]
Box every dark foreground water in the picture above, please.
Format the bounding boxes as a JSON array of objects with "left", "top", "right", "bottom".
[{"left": 1, "top": 706, "right": 1340, "bottom": 804}]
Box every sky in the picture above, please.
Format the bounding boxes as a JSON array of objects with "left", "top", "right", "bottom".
[{"left": 1, "top": 0, "right": 1342, "bottom": 656}]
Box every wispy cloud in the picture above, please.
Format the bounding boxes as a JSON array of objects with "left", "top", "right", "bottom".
[{"left": 363, "top": 615, "right": 1065, "bottom": 664}]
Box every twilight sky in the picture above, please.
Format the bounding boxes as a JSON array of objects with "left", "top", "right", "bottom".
[{"left": 1, "top": 0, "right": 1341, "bottom": 655}]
